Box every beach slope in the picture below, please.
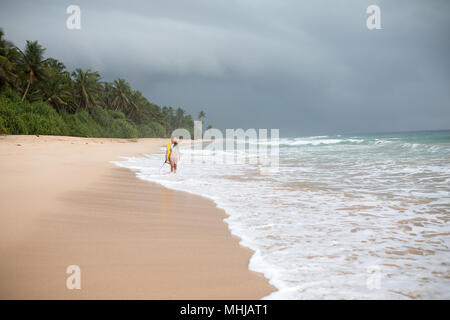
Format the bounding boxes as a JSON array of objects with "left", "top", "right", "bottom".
[{"left": 0, "top": 135, "right": 274, "bottom": 299}]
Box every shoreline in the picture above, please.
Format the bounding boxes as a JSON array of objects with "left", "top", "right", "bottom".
[{"left": 0, "top": 135, "right": 275, "bottom": 299}]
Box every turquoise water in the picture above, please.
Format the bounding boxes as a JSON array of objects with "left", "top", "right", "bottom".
[{"left": 116, "top": 130, "right": 450, "bottom": 299}]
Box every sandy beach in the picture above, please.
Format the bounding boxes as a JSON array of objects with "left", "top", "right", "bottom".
[{"left": 0, "top": 135, "right": 274, "bottom": 299}]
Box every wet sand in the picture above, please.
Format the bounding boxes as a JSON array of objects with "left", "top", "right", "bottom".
[{"left": 0, "top": 135, "right": 275, "bottom": 299}]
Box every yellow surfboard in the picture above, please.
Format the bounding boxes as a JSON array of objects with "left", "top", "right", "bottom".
[{"left": 166, "top": 141, "right": 171, "bottom": 163}]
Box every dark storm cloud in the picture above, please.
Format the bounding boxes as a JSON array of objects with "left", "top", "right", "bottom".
[{"left": 1, "top": 0, "right": 449, "bottom": 136}]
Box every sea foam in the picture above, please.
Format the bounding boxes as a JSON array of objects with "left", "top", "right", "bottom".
[{"left": 113, "top": 132, "right": 450, "bottom": 299}]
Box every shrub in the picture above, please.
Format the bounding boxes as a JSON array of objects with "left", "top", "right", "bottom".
[
  {"left": 137, "top": 124, "right": 154, "bottom": 137},
  {"left": 113, "top": 119, "right": 138, "bottom": 138},
  {"left": 0, "top": 89, "right": 166, "bottom": 138},
  {"left": 0, "top": 115, "right": 8, "bottom": 134},
  {"left": 107, "top": 109, "right": 126, "bottom": 120},
  {"left": 0, "top": 93, "right": 28, "bottom": 134},
  {"left": 149, "top": 122, "right": 166, "bottom": 137},
  {"left": 20, "top": 101, "right": 69, "bottom": 136}
]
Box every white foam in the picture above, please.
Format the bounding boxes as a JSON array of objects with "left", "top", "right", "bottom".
[{"left": 113, "top": 134, "right": 450, "bottom": 299}]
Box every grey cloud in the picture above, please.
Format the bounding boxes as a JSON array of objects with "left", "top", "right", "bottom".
[{"left": 0, "top": 0, "right": 449, "bottom": 136}]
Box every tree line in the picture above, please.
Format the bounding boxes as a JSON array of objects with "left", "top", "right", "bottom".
[{"left": 0, "top": 28, "right": 208, "bottom": 138}]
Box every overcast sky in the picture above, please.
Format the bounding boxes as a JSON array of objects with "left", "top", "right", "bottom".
[{"left": 1, "top": 0, "right": 449, "bottom": 136}]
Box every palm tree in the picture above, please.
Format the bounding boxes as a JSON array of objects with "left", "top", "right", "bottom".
[
  {"left": 71, "top": 68, "right": 102, "bottom": 111},
  {"left": 160, "top": 106, "right": 171, "bottom": 133},
  {"left": 128, "top": 90, "right": 146, "bottom": 119},
  {"left": 42, "top": 60, "right": 76, "bottom": 112},
  {"left": 44, "top": 58, "right": 66, "bottom": 73},
  {"left": 16, "top": 40, "right": 48, "bottom": 101},
  {"left": 175, "top": 107, "right": 185, "bottom": 128},
  {"left": 197, "top": 110, "right": 206, "bottom": 122},
  {"left": 0, "top": 29, "right": 19, "bottom": 90},
  {"left": 0, "top": 29, "right": 10, "bottom": 55},
  {"left": 110, "top": 78, "right": 135, "bottom": 113},
  {"left": 101, "top": 81, "right": 115, "bottom": 108}
]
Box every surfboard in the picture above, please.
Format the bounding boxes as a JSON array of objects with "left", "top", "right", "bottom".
[{"left": 166, "top": 141, "right": 171, "bottom": 162}]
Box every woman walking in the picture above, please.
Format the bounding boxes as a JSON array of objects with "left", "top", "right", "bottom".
[{"left": 169, "top": 137, "right": 180, "bottom": 174}]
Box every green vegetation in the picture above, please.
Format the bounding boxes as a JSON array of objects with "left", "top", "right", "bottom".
[{"left": 0, "top": 28, "right": 206, "bottom": 138}]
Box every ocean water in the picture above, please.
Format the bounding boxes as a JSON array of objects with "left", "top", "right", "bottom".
[{"left": 113, "top": 130, "right": 450, "bottom": 299}]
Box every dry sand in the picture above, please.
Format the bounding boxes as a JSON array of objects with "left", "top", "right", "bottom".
[{"left": 0, "top": 135, "right": 275, "bottom": 299}]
